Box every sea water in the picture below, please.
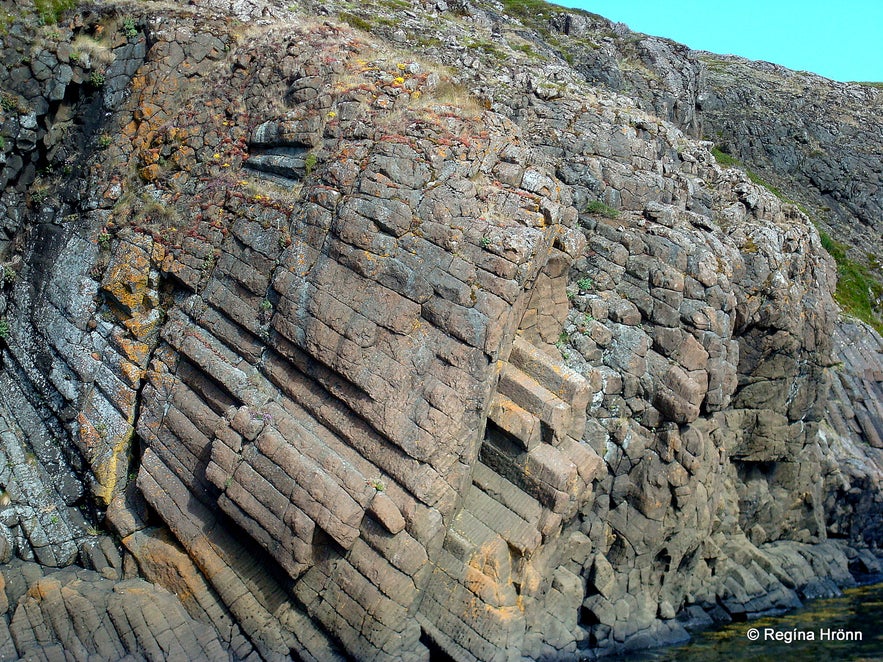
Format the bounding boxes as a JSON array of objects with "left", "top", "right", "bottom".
[{"left": 618, "top": 581, "right": 883, "bottom": 661}]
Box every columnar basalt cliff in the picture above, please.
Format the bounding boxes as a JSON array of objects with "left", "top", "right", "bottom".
[{"left": 0, "top": 0, "right": 881, "bottom": 660}]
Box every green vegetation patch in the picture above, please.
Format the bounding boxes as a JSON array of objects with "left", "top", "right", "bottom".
[
  {"left": 501, "top": 0, "right": 559, "bottom": 22},
  {"left": 0, "top": 10, "right": 13, "bottom": 35},
  {"left": 711, "top": 146, "right": 794, "bottom": 202},
  {"left": 121, "top": 17, "right": 137, "bottom": 39},
  {"left": 818, "top": 228, "right": 883, "bottom": 334},
  {"left": 511, "top": 42, "right": 538, "bottom": 57},
  {"left": 337, "top": 11, "right": 373, "bottom": 32},
  {"left": 712, "top": 144, "right": 882, "bottom": 331},
  {"left": 585, "top": 199, "right": 619, "bottom": 219},
  {"left": 33, "top": 0, "right": 77, "bottom": 25},
  {"left": 744, "top": 170, "right": 792, "bottom": 202},
  {"left": 465, "top": 38, "right": 504, "bottom": 59},
  {"left": 710, "top": 146, "right": 739, "bottom": 167}
]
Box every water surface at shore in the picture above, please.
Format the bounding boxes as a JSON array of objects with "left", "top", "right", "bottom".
[{"left": 621, "top": 581, "right": 883, "bottom": 661}]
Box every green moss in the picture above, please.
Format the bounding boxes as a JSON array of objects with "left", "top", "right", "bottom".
[{"left": 818, "top": 228, "right": 883, "bottom": 334}]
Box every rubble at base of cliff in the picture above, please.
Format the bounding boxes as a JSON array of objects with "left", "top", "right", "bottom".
[{"left": 0, "top": 0, "right": 881, "bottom": 660}]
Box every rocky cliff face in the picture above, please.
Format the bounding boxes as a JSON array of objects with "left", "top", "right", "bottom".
[{"left": 0, "top": 0, "right": 881, "bottom": 660}]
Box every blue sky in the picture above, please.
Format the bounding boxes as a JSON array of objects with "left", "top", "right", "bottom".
[{"left": 560, "top": 1, "right": 883, "bottom": 82}]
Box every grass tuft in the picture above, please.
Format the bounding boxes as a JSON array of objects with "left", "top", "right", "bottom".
[
  {"left": 33, "top": 0, "right": 77, "bottom": 25},
  {"left": 501, "top": 0, "right": 559, "bottom": 21},
  {"left": 585, "top": 199, "right": 619, "bottom": 219},
  {"left": 710, "top": 146, "right": 739, "bottom": 167}
]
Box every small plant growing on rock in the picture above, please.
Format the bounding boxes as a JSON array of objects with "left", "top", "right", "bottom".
[
  {"left": 202, "top": 251, "right": 217, "bottom": 272},
  {"left": 89, "top": 70, "right": 105, "bottom": 87},
  {"left": 584, "top": 200, "right": 619, "bottom": 219},
  {"left": 0, "top": 318, "right": 9, "bottom": 340},
  {"left": 555, "top": 333, "right": 570, "bottom": 359},
  {"left": 31, "top": 186, "right": 49, "bottom": 205},
  {"left": 121, "top": 18, "right": 138, "bottom": 39},
  {"left": 98, "top": 230, "right": 111, "bottom": 250},
  {"left": 368, "top": 478, "right": 385, "bottom": 492},
  {"left": 304, "top": 152, "right": 317, "bottom": 176},
  {"left": 1, "top": 93, "right": 18, "bottom": 112},
  {"left": 479, "top": 236, "right": 491, "bottom": 248},
  {"left": 97, "top": 134, "right": 112, "bottom": 149},
  {"left": 577, "top": 277, "right": 593, "bottom": 292},
  {"left": 260, "top": 299, "right": 273, "bottom": 312},
  {"left": 0, "top": 12, "right": 12, "bottom": 37}
]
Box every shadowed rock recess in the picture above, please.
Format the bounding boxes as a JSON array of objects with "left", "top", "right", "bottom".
[{"left": 0, "top": 0, "right": 881, "bottom": 659}]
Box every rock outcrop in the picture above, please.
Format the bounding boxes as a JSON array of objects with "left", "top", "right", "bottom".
[{"left": 0, "top": 0, "right": 881, "bottom": 660}]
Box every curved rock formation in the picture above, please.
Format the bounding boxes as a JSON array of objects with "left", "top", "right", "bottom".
[{"left": 0, "top": 0, "right": 881, "bottom": 660}]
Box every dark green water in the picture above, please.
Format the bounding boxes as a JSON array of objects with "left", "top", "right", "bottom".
[{"left": 622, "top": 581, "right": 883, "bottom": 661}]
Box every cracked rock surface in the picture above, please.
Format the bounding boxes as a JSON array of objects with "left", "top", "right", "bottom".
[{"left": 0, "top": 0, "right": 881, "bottom": 660}]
